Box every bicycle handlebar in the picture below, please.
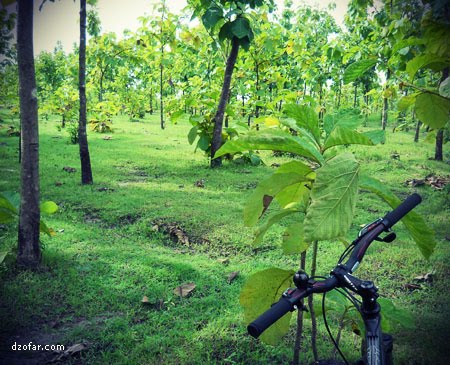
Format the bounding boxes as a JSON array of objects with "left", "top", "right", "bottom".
[
  {"left": 247, "top": 194, "right": 422, "bottom": 339},
  {"left": 381, "top": 193, "right": 422, "bottom": 229},
  {"left": 247, "top": 296, "right": 297, "bottom": 338}
]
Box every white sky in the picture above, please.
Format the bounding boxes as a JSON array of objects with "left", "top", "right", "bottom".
[{"left": 28, "top": 0, "right": 348, "bottom": 54}]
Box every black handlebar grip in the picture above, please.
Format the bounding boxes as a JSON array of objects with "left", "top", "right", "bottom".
[
  {"left": 247, "top": 297, "right": 293, "bottom": 338},
  {"left": 383, "top": 193, "right": 422, "bottom": 229}
]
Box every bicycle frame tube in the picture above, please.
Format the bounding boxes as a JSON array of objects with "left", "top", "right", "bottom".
[{"left": 362, "top": 303, "right": 384, "bottom": 365}]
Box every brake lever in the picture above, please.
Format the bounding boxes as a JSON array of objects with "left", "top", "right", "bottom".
[{"left": 374, "top": 232, "right": 397, "bottom": 243}]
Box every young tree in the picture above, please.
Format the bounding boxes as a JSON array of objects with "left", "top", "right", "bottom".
[
  {"left": 16, "top": 0, "right": 40, "bottom": 267},
  {"left": 79, "top": 0, "right": 93, "bottom": 184},
  {"left": 189, "top": 0, "right": 274, "bottom": 168}
]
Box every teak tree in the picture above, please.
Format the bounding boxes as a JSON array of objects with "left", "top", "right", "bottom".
[
  {"left": 189, "top": 0, "right": 274, "bottom": 168},
  {"left": 78, "top": 0, "right": 93, "bottom": 184},
  {"left": 16, "top": 0, "right": 41, "bottom": 267}
]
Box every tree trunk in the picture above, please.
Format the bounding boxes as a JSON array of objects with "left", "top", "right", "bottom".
[
  {"left": 318, "top": 83, "right": 324, "bottom": 122},
  {"left": 435, "top": 129, "right": 444, "bottom": 161},
  {"left": 414, "top": 120, "right": 421, "bottom": 143},
  {"left": 98, "top": 71, "right": 104, "bottom": 102},
  {"left": 337, "top": 80, "right": 342, "bottom": 109},
  {"left": 160, "top": 60, "right": 164, "bottom": 129},
  {"left": 255, "top": 62, "right": 261, "bottom": 118},
  {"left": 149, "top": 88, "right": 153, "bottom": 114},
  {"left": 308, "top": 241, "right": 319, "bottom": 362},
  {"left": 78, "top": 0, "right": 93, "bottom": 185},
  {"left": 292, "top": 252, "right": 307, "bottom": 365},
  {"left": 17, "top": 0, "right": 41, "bottom": 268},
  {"left": 353, "top": 83, "right": 357, "bottom": 108},
  {"left": 381, "top": 69, "right": 391, "bottom": 130},
  {"left": 210, "top": 37, "right": 239, "bottom": 168},
  {"left": 435, "top": 67, "right": 448, "bottom": 160}
]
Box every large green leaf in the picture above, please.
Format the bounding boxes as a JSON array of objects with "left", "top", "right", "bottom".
[
  {"left": 362, "top": 130, "right": 386, "bottom": 145},
  {"left": 358, "top": 175, "right": 436, "bottom": 259},
  {"left": 323, "top": 126, "right": 374, "bottom": 151},
  {"left": 240, "top": 268, "right": 294, "bottom": 345},
  {"left": 202, "top": 5, "right": 223, "bottom": 29},
  {"left": 415, "top": 92, "right": 450, "bottom": 129},
  {"left": 378, "top": 297, "right": 414, "bottom": 332},
  {"left": 230, "top": 17, "right": 251, "bottom": 39},
  {"left": 244, "top": 172, "right": 313, "bottom": 226},
  {"left": 0, "top": 191, "right": 19, "bottom": 212},
  {"left": 275, "top": 181, "right": 312, "bottom": 209},
  {"left": 343, "top": 59, "right": 377, "bottom": 84},
  {"left": 397, "top": 94, "right": 417, "bottom": 112},
  {"left": 282, "top": 222, "right": 309, "bottom": 255},
  {"left": 188, "top": 126, "right": 198, "bottom": 145},
  {"left": 215, "top": 129, "right": 324, "bottom": 165},
  {"left": 406, "top": 54, "right": 448, "bottom": 81},
  {"left": 253, "top": 208, "right": 300, "bottom": 245},
  {"left": 304, "top": 153, "right": 360, "bottom": 242},
  {"left": 283, "top": 104, "right": 321, "bottom": 144},
  {"left": 0, "top": 209, "right": 16, "bottom": 224}
]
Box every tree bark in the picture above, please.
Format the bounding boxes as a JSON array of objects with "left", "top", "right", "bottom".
[
  {"left": 435, "top": 129, "right": 444, "bottom": 161},
  {"left": 414, "top": 120, "right": 421, "bottom": 143},
  {"left": 17, "top": 0, "right": 41, "bottom": 268},
  {"left": 79, "top": 0, "right": 93, "bottom": 185},
  {"left": 435, "top": 67, "right": 448, "bottom": 160},
  {"left": 292, "top": 252, "right": 306, "bottom": 365},
  {"left": 308, "top": 241, "right": 319, "bottom": 362},
  {"left": 381, "top": 69, "right": 391, "bottom": 130},
  {"left": 210, "top": 37, "right": 239, "bottom": 168}
]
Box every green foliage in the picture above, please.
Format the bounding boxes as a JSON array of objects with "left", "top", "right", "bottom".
[
  {"left": 414, "top": 93, "right": 450, "bottom": 130},
  {"left": 66, "top": 122, "right": 79, "bottom": 144},
  {"left": 215, "top": 129, "right": 324, "bottom": 165},
  {"left": 239, "top": 268, "right": 294, "bottom": 344},
  {"left": 0, "top": 191, "right": 58, "bottom": 237},
  {"left": 89, "top": 101, "right": 118, "bottom": 133},
  {"left": 343, "top": 59, "right": 377, "bottom": 84},
  {"left": 358, "top": 175, "right": 436, "bottom": 259},
  {"left": 304, "top": 153, "right": 360, "bottom": 242}
]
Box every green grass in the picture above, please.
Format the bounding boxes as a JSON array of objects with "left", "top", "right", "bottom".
[{"left": 0, "top": 113, "right": 449, "bottom": 364}]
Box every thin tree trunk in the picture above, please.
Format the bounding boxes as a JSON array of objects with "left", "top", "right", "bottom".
[
  {"left": 381, "top": 69, "right": 391, "bottom": 130},
  {"left": 149, "top": 88, "right": 153, "bottom": 114},
  {"left": 318, "top": 83, "right": 324, "bottom": 121},
  {"left": 98, "top": 71, "right": 104, "bottom": 102},
  {"left": 308, "top": 241, "right": 319, "bottom": 362},
  {"left": 435, "top": 67, "right": 448, "bottom": 160},
  {"left": 17, "top": 0, "right": 41, "bottom": 268},
  {"left": 210, "top": 37, "right": 239, "bottom": 168},
  {"left": 353, "top": 83, "right": 357, "bottom": 108},
  {"left": 160, "top": 60, "right": 164, "bottom": 129},
  {"left": 292, "top": 252, "right": 307, "bottom": 365},
  {"left": 79, "top": 0, "right": 93, "bottom": 185},
  {"left": 435, "top": 129, "right": 444, "bottom": 161},
  {"left": 255, "top": 62, "right": 261, "bottom": 118},
  {"left": 414, "top": 120, "right": 421, "bottom": 143},
  {"left": 337, "top": 80, "right": 342, "bottom": 109},
  {"left": 333, "top": 308, "right": 349, "bottom": 360}
]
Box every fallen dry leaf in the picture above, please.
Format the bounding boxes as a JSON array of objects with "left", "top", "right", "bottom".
[
  {"left": 194, "top": 179, "right": 205, "bottom": 188},
  {"left": 227, "top": 271, "right": 239, "bottom": 284},
  {"left": 404, "top": 283, "right": 422, "bottom": 291},
  {"left": 63, "top": 166, "right": 77, "bottom": 173},
  {"left": 173, "top": 282, "right": 196, "bottom": 297},
  {"left": 141, "top": 295, "right": 150, "bottom": 304}
]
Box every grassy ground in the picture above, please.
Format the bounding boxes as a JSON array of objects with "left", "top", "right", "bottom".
[{"left": 0, "top": 113, "right": 449, "bottom": 365}]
